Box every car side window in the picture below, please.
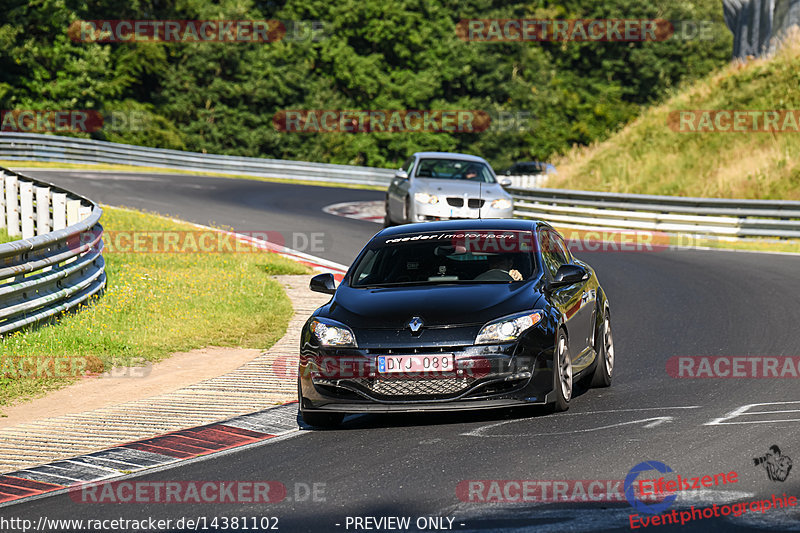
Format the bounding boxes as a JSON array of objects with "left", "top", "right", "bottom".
[
  {"left": 539, "top": 230, "right": 558, "bottom": 278},
  {"left": 550, "top": 231, "right": 571, "bottom": 265},
  {"left": 539, "top": 229, "right": 570, "bottom": 278}
]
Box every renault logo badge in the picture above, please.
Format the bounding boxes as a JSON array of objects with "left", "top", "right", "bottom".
[{"left": 408, "top": 317, "right": 424, "bottom": 333}]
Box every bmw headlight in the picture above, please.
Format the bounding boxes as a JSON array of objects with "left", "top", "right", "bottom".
[
  {"left": 475, "top": 311, "right": 542, "bottom": 344},
  {"left": 414, "top": 192, "right": 439, "bottom": 205},
  {"left": 310, "top": 318, "right": 356, "bottom": 347},
  {"left": 491, "top": 198, "right": 512, "bottom": 210}
]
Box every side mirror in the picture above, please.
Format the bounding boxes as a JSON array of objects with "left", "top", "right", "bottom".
[
  {"left": 310, "top": 273, "right": 337, "bottom": 294},
  {"left": 499, "top": 178, "right": 512, "bottom": 187},
  {"left": 551, "top": 264, "right": 588, "bottom": 287},
  {"left": 395, "top": 169, "right": 409, "bottom": 180}
]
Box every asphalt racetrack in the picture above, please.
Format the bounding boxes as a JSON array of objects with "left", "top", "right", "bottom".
[{"left": 7, "top": 170, "right": 800, "bottom": 532}]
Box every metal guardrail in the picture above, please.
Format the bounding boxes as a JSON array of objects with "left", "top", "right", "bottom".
[
  {"left": 510, "top": 187, "right": 800, "bottom": 239},
  {"left": 0, "top": 132, "right": 395, "bottom": 187},
  {"left": 3, "top": 132, "right": 800, "bottom": 239},
  {"left": 0, "top": 166, "right": 105, "bottom": 335}
]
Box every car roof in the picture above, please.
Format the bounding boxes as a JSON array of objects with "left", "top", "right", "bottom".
[
  {"left": 412, "top": 152, "right": 489, "bottom": 164},
  {"left": 377, "top": 219, "right": 547, "bottom": 238}
]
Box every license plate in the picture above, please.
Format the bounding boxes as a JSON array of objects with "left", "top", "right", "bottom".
[{"left": 377, "top": 354, "right": 454, "bottom": 374}]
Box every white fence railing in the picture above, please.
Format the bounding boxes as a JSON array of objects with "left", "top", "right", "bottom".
[
  {"left": 0, "top": 167, "right": 105, "bottom": 334},
  {"left": 504, "top": 174, "right": 549, "bottom": 189}
]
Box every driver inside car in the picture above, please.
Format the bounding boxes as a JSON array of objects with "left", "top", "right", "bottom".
[
  {"left": 463, "top": 164, "right": 481, "bottom": 180},
  {"left": 474, "top": 254, "right": 523, "bottom": 281}
]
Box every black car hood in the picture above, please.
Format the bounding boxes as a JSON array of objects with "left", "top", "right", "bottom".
[{"left": 323, "top": 281, "right": 544, "bottom": 329}]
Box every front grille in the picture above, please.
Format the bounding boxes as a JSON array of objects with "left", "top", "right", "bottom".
[
  {"left": 446, "top": 198, "right": 464, "bottom": 207},
  {"left": 316, "top": 376, "right": 476, "bottom": 398},
  {"left": 468, "top": 198, "right": 485, "bottom": 208},
  {"left": 355, "top": 376, "right": 472, "bottom": 396}
]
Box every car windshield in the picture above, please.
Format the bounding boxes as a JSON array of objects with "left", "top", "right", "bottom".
[
  {"left": 414, "top": 158, "right": 496, "bottom": 183},
  {"left": 350, "top": 231, "right": 536, "bottom": 287}
]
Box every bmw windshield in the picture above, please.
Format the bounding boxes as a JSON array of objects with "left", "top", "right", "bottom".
[
  {"left": 415, "top": 158, "right": 496, "bottom": 183},
  {"left": 349, "top": 231, "right": 538, "bottom": 287}
]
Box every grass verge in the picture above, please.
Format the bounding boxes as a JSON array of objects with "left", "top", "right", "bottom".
[
  {"left": 548, "top": 33, "right": 800, "bottom": 200},
  {"left": 0, "top": 206, "right": 310, "bottom": 410},
  {"left": 1, "top": 160, "right": 384, "bottom": 191}
]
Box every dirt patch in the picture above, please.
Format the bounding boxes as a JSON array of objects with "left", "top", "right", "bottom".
[{"left": 0, "top": 346, "right": 262, "bottom": 429}]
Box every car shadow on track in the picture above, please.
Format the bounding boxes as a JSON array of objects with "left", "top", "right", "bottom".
[{"left": 298, "top": 383, "right": 596, "bottom": 431}]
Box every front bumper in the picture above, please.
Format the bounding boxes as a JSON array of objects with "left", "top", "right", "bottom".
[
  {"left": 298, "top": 341, "right": 556, "bottom": 413},
  {"left": 412, "top": 201, "right": 514, "bottom": 222}
]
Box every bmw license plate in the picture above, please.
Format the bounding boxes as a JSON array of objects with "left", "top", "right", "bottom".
[{"left": 377, "top": 355, "right": 454, "bottom": 373}]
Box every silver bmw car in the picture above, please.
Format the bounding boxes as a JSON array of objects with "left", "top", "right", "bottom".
[{"left": 384, "top": 152, "right": 514, "bottom": 226}]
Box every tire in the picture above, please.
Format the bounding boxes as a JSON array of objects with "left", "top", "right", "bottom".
[
  {"left": 298, "top": 378, "right": 344, "bottom": 428},
  {"left": 590, "top": 311, "right": 614, "bottom": 388},
  {"left": 551, "top": 330, "right": 572, "bottom": 412},
  {"left": 383, "top": 199, "right": 394, "bottom": 227}
]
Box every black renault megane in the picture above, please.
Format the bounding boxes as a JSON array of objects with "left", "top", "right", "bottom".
[{"left": 297, "top": 219, "right": 614, "bottom": 428}]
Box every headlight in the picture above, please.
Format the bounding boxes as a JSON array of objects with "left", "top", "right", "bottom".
[
  {"left": 475, "top": 311, "right": 542, "bottom": 344},
  {"left": 491, "top": 198, "right": 512, "bottom": 210},
  {"left": 414, "top": 192, "right": 439, "bottom": 205},
  {"left": 310, "top": 318, "right": 356, "bottom": 347}
]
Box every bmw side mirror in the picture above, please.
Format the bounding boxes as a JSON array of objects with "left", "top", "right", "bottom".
[
  {"left": 499, "top": 178, "right": 512, "bottom": 187},
  {"left": 310, "top": 273, "right": 337, "bottom": 294},
  {"left": 551, "top": 264, "right": 588, "bottom": 287},
  {"left": 395, "top": 169, "right": 409, "bottom": 180}
]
